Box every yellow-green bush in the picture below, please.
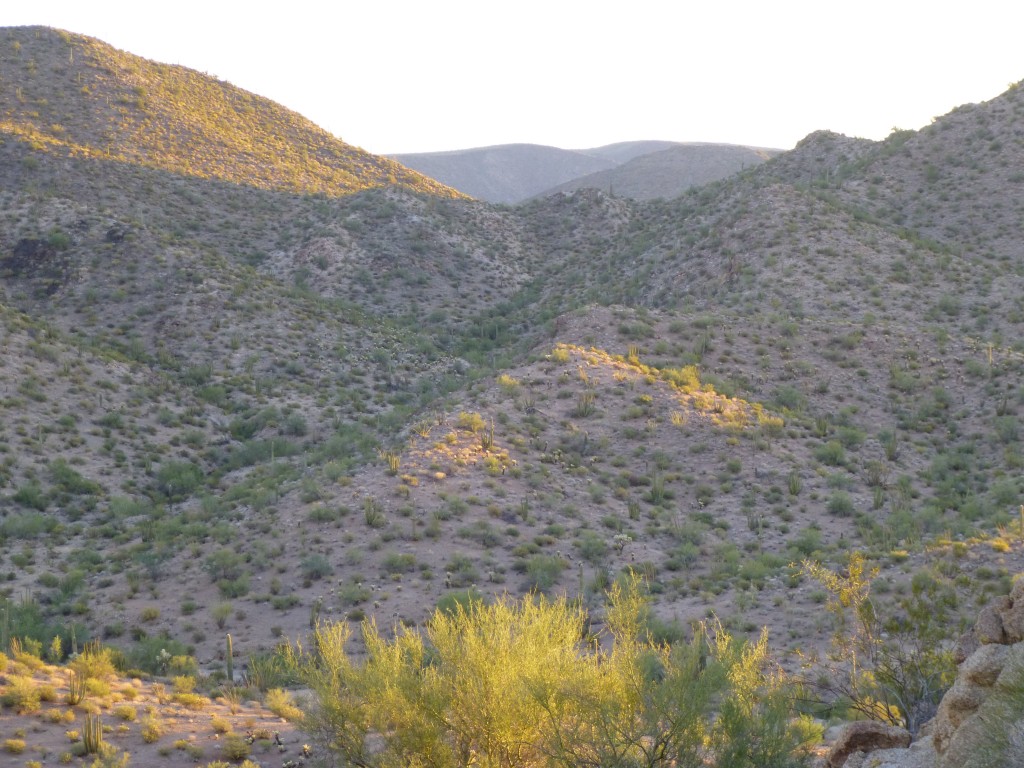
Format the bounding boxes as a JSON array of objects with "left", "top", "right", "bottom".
[
  {"left": 285, "top": 578, "right": 817, "bottom": 768},
  {"left": 264, "top": 688, "right": 303, "bottom": 721},
  {"left": 1, "top": 675, "right": 41, "bottom": 713}
]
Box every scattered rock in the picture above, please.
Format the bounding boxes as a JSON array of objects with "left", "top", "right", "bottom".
[
  {"left": 842, "top": 734, "right": 936, "bottom": 768},
  {"left": 826, "top": 721, "right": 911, "bottom": 768},
  {"left": 105, "top": 223, "right": 129, "bottom": 243}
]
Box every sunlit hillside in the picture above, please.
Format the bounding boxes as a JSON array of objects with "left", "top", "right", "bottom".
[{"left": 0, "top": 26, "right": 461, "bottom": 197}]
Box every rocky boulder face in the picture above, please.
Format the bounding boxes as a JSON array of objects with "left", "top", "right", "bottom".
[
  {"left": 826, "top": 721, "right": 911, "bottom": 767},
  {"left": 931, "top": 578, "right": 1024, "bottom": 768},
  {"left": 823, "top": 577, "right": 1024, "bottom": 768}
]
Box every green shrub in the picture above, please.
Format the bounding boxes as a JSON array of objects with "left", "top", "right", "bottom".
[
  {"left": 220, "top": 733, "right": 250, "bottom": 761},
  {"left": 264, "top": 688, "right": 303, "bottom": 720},
  {"left": 827, "top": 492, "right": 855, "bottom": 517},
  {"left": 300, "top": 554, "right": 332, "bottom": 581},
  {"left": 814, "top": 441, "right": 846, "bottom": 466},
  {"left": 525, "top": 554, "right": 565, "bottom": 592}
]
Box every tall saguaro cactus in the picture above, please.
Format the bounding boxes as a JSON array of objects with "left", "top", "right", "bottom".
[{"left": 225, "top": 633, "right": 234, "bottom": 683}]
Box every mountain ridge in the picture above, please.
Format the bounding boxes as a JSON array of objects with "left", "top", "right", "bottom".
[
  {"left": 393, "top": 140, "right": 780, "bottom": 203},
  {"left": 0, "top": 25, "right": 462, "bottom": 198}
]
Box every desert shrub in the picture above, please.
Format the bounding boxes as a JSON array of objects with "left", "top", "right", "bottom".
[
  {"left": 435, "top": 588, "right": 486, "bottom": 617},
  {"left": 284, "top": 579, "right": 816, "bottom": 768},
  {"left": 220, "top": 733, "right": 250, "bottom": 761},
  {"left": 803, "top": 553, "right": 956, "bottom": 734},
  {"left": 245, "top": 652, "right": 294, "bottom": 691},
  {"left": 381, "top": 552, "right": 417, "bottom": 574},
  {"left": 264, "top": 687, "right": 303, "bottom": 720},
  {"left": 826, "top": 491, "right": 855, "bottom": 517},
  {"left": 50, "top": 459, "right": 102, "bottom": 495},
  {"left": 575, "top": 531, "right": 609, "bottom": 564},
  {"left": 71, "top": 642, "right": 117, "bottom": 681},
  {"left": 3, "top": 508, "right": 56, "bottom": 534},
  {"left": 123, "top": 635, "right": 194, "bottom": 674},
  {"left": 300, "top": 554, "right": 332, "bottom": 581},
  {"left": 525, "top": 554, "right": 565, "bottom": 592},
  {"left": 1, "top": 676, "right": 41, "bottom": 713},
  {"left": 154, "top": 460, "right": 204, "bottom": 500},
  {"left": 140, "top": 717, "right": 163, "bottom": 743},
  {"left": 814, "top": 441, "right": 846, "bottom": 466}
]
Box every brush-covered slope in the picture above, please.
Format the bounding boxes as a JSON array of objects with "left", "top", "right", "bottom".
[
  {"left": 537, "top": 143, "right": 780, "bottom": 200},
  {"left": 1, "top": 24, "right": 1022, "bottom": 683},
  {"left": 0, "top": 26, "right": 460, "bottom": 197}
]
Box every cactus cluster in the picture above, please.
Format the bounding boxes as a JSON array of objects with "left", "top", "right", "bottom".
[
  {"left": 83, "top": 714, "right": 103, "bottom": 754},
  {"left": 66, "top": 671, "right": 87, "bottom": 705}
]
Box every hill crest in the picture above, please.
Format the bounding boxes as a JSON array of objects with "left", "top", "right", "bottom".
[{"left": 0, "top": 25, "right": 461, "bottom": 198}]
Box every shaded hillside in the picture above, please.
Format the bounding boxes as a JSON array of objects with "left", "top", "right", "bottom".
[
  {"left": 0, "top": 26, "right": 460, "bottom": 197},
  {"left": 538, "top": 143, "right": 780, "bottom": 200},
  {"left": 392, "top": 143, "right": 615, "bottom": 203}
]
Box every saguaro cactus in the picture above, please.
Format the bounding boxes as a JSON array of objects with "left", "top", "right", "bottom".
[{"left": 225, "top": 633, "right": 234, "bottom": 683}]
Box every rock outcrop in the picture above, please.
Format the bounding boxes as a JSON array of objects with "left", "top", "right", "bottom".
[
  {"left": 931, "top": 578, "right": 1024, "bottom": 768},
  {"left": 826, "top": 721, "right": 911, "bottom": 767},
  {"left": 822, "top": 577, "right": 1024, "bottom": 768}
]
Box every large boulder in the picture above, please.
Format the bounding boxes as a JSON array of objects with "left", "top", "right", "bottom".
[
  {"left": 934, "top": 591, "right": 1024, "bottom": 767},
  {"left": 837, "top": 578, "right": 1024, "bottom": 768},
  {"left": 975, "top": 596, "right": 1010, "bottom": 645},
  {"left": 826, "top": 721, "right": 911, "bottom": 768},
  {"left": 840, "top": 735, "right": 936, "bottom": 768},
  {"left": 999, "top": 588, "right": 1024, "bottom": 643},
  {"left": 961, "top": 643, "right": 1009, "bottom": 686},
  {"left": 953, "top": 627, "right": 979, "bottom": 664},
  {"left": 932, "top": 677, "right": 985, "bottom": 751}
]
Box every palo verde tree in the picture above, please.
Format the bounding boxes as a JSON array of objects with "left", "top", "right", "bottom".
[
  {"left": 283, "top": 578, "right": 817, "bottom": 768},
  {"left": 802, "top": 552, "right": 958, "bottom": 735}
]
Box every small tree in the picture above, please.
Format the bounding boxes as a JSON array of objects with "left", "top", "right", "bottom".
[{"left": 802, "top": 552, "right": 957, "bottom": 734}]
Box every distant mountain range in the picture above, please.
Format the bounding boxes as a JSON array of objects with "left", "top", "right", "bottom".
[{"left": 392, "top": 141, "right": 781, "bottom": 203}]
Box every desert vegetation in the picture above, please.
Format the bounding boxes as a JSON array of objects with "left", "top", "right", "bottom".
[{"left": 1, "top": 23, "right": 1024, "bottom": 768}]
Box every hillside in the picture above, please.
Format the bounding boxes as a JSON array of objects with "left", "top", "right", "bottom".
[
  {"left": 0, "top": 26, "right": 460, "bottom": 197},
  {"left": 1, "top": 27, "right": 1024, "bottom": 763},
  {"left": 536, "top": 142, "right": 780, "bottom": 200}
]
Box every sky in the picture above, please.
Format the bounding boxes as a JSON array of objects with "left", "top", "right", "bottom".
[{"left": 3, "top": 1, "right": 1023, "bottom": 155}]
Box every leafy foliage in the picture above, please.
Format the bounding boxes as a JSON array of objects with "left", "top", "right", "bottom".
[
  {"left": 285, "top": 579, "right": 816, "bottom": 768},
  {"left": 801, "top": 553, "right": 957, "bottom": 734}
]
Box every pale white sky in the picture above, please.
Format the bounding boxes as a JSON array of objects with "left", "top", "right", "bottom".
[{"left": 4, "top": 1, "right": 1023, "bottom": 155}]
